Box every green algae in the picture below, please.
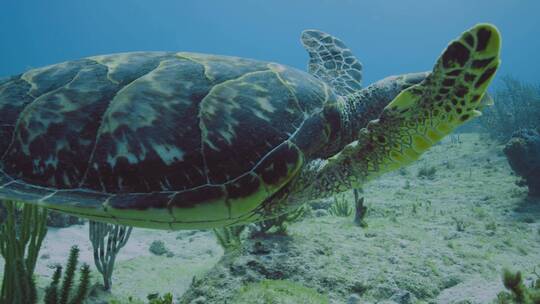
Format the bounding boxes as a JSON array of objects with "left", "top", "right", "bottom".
[{"left": 231, "top": 280, "right": 329, "bottom": 304}]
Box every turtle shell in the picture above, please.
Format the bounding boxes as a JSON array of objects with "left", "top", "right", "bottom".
[{"left": 0, "top": 52, "right": 339, "bottom": 228}]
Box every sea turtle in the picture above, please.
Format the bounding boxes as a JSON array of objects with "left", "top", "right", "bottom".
[{"left": 0, "top": 24, "right": 500, "bottom": 229}]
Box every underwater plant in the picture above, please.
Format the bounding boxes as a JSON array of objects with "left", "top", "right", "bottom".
[
  {"left": 417, "top": 165, "right": 437, "bottom": 180},
  {"left": 353, "top": 189, "right": 368, "bottom": 228},
  {"left": 230, "top": 279, "right": 329, "bottom": 304},
  {"left": 329, "top": 194, "right": 352, "bottom": 217},
  {"left": 480, "top": 75, "right": 540, "bottom": 142},
  {"left": 451, "top": 216, "right": 470, "bottom": 232},
  {"left": 44, "top": 245, "right": 91, "bottom": 304},
  {"left": 497, "top": 268, "right": 540, "bottom": 303},
  {"left": 213, "top": 225, "right": 246, "bottom": 252},
  {"left": 147, "top": 292, "right": 174, "bottom": 304},
  {"left": 109, "top": 292, "right": 175, "bottom": 304},
  {"left": 253, "top": 205, "right": 307, "bottom": 236},
  {"left": 450, "top": 134, "right": 462, "bottom": 145},
  {"left": 0, "top": 200, "right": 48, "bottom": 304},
  {"left": 89, "top": 220, "right": 133, "bottom": 290}
]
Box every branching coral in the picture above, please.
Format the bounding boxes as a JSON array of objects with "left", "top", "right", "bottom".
[
  {"left": 497, "top": 268, "right": 540, "bottom": 304},
  {"left": 89, "top": 220, "right": 133, "bottom": 290},
  {"left": 0, "top": 201, "right": 48, "bottom": 304}
]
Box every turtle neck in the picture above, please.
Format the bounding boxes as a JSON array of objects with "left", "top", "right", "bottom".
[{"left": 338, "top": 72, "right": 429, "bottom": 151}]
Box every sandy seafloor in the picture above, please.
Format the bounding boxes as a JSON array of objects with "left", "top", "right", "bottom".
[{"left": 1, "top": 133, "right": 539, "bottom": 303}]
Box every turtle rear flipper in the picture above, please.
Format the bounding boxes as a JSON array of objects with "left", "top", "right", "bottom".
[
  {"left": 302, "top": 24, "right": 501, "bottom": 198},
  {"left": 301, "top": 29, "right": 363, "bottom": 95}
]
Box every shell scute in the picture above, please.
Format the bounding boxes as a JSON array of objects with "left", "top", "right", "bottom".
[
  {"left": 200, "top": 69, "right": 304, "bottom": 184},
  {"left": 81, "top": 57, "right": 211, "bottom": 193}
]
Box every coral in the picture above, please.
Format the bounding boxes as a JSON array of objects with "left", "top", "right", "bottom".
[
  {"left": 480, "top": 75, "right": 540, "bottom": 142},
  {"left": 44, "top": 245, "right": 91, "bottom": 304},
  {"left": 504, "top": 129, "right": 540, "bottom": 196},
  {"left": 89, "top": 220, "right": 133, "bottom": 290},
  {"left": 149, "top": 240, "right": 170, "bottom": 256},
  {"left": 44, "top": 266, "right": 62, "bottom": 304},
  {"left": 0, "top": 201, "right": 48, "bottom": 304},
  {"left": 497, "top": 268, "right": 540, "bottom": 303},
  {"left": 68, "top": 264, "right": 91, "bottom": 304},
  {"left": 230, "top": 280, "right": 329, "bottom": 304}
]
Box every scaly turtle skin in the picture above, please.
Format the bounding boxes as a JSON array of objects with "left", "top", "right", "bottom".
[{"left": 0, "top": 24, "right": 501, "bottom": 229}]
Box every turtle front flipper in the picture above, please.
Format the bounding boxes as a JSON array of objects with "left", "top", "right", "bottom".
[
  {"left": 301, "top": 29, "right": 363, "bottom": 95},
  {"left": 363, "top": 23, "right": 501, "bottom": 170},
  {"left": 298, "top": 24, "right": 501, "bottom": 199}
]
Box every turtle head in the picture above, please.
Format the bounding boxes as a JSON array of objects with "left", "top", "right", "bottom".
[
  {"left": 300, "top": 29, "right": 430, "bottom": 151},
  {"left": 339, "top": 71, "right": 430, "bottom": 145}
]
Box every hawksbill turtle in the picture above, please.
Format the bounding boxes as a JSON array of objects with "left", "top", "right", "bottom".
[{"left": 0, "top": 24, "right": 501, "bottom": 229}]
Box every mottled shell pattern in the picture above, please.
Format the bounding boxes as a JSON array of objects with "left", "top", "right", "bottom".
[{"left": 0, "top": 51, "right": 340, "bottom": 228}]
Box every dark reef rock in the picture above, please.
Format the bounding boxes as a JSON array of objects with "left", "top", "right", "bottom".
[
  {"left": 504, "top": 129, "right": 540, "bottom": 196},
  {"left": 179, "top": 234, "right": 363, "bottom": 303},
  {"left": 47, "top": 210, "right": 84, "bottom": 227}
]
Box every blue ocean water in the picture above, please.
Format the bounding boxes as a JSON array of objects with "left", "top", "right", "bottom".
[
  {"left": 0, "top": 0, "right": 538, "bottom": 86},
  {"left": 1, "top": 2, "right": 540, "bottom": 303}
]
